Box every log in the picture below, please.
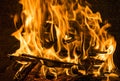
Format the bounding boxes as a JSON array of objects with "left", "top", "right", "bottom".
[
  {"left": 8, "top": 54, "right": 81, "bottom": 68},
  {"left": 21, "top": 54, "right": 80, "bottom": 68},
  {"left": 13, "top": 62, "right": 37, "bottom": 81}
]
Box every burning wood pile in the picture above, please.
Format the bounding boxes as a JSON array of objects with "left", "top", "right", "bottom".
[
  {"left": 8, "top": 53, "right": 117, "bottom": 81},
  {"left": 8, "top": 0, "right": 119, "bottom": 81}
]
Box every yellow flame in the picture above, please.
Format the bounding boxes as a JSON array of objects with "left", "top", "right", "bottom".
[{"left": 12, "top": 0, "right": 116, "bottom": 79}]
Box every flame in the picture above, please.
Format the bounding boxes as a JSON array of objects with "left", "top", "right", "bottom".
[{"left": 12, "top": 0, "right": 116, "bottom": 79}]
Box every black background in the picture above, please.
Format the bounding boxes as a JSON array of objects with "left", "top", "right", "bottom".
[{"left": 0, "top": 0, "right": 120, "bottom": 80}]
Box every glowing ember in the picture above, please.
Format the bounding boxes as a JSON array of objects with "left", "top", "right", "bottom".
[{"left": 11, "top": 0, "right": 117, "bottom": 80}]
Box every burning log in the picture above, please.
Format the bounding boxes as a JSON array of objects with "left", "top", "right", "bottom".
[
  {"left": 8, "top": 53, "right": 118, "bottom": 81},
  {"left": 21, "top": 54, "right": 79, "bottom": 67},
  {"left": 8, "top": 49, "right": 109, "bottom": 80},
  {"left": 8, "top": 54, "right": 37, "bottom": 62},
  {"left": 8, "top": 54, "right": 80, "bottom": 68},
  {"left": 8, "top": 54, "right": 81, "bottom": 81},
  {"left": 13, "top": 62, "right": 37, "bottom": 81}
]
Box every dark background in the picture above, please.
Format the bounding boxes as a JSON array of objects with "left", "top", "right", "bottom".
[{"left": 0, "top": 0, "right": 120, "bottom": 80}]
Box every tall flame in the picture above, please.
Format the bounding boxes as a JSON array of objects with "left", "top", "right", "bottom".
[{"left": 12, "top": 0, "right": 116, "bottom": 79}]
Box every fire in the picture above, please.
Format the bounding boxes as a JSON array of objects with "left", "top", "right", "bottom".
[{"left": 12, "top": 0, "right": 117, "bottom": 80}]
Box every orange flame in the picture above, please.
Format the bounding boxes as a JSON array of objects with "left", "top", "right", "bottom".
[{"left": 12, "top": 0, "right": 116, "bottom": 79}]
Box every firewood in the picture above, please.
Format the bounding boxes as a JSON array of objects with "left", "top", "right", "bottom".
[
  {"left": 13, "top": 62, "right": 37, "bottom": 81},
  {"left": 21, "top": 54, "right": 80, "bottom": 68},
  {"left": 8, "top": 54, "right": 85, "bottom": 68}
]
